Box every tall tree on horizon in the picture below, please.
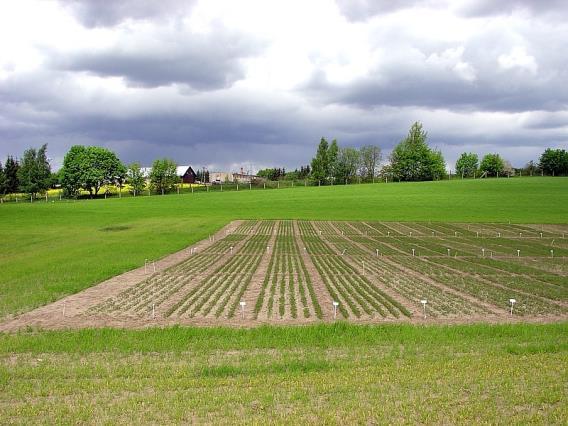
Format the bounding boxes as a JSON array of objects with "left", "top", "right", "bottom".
[
  {"left": 390, "top": 122, "right": 446, "bottom": 181},
  {"left": 4, "top": 156, "right": 20, "bottom": 194},
  {"left": 0, "top": 161, "right": 6, "bottom": 195},
  {"left": 17, "top": 144, "right": 51, "bottom": 197},
  {"left": 310, "top": 137, "right": 330, "bottom": 183}
]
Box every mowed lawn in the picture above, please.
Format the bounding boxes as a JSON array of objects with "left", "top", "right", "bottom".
[
  {"left": 1, "top": 177, "right": 567, "bottom": 318},
  {"left": 0, "top": 323, "right": 566, "bottom": 423}
]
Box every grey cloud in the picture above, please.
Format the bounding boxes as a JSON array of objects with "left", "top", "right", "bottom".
[
  {"left": 335, "top": 0, "right": 441, "bottom": 21},
  {"left": 458, "top": 0, "right": 568, "bottom": 17},
  {"left": 59, "top": 0, "right": 196, "bottom": 28},
  {"left": 48, "top": 28, "right": 262, "bottom": 90}
]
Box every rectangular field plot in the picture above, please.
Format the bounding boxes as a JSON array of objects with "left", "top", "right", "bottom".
[{"left": 2, "top": 220, "right": 567, "bottom": 330}]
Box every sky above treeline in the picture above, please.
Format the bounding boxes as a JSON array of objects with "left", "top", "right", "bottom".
[{"left": 1, "top": 0, "right": 567, "bottom": 172}]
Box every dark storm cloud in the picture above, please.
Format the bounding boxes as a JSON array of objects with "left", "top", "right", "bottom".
[
  {"left": 47, "top": 27, "right": 262, "bottom": 90},
  {"left": 59, "top": 0, "right": 196, "bottom": 28}
]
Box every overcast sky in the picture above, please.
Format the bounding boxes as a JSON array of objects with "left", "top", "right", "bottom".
[{"left": 1, "top": 0, "right": 567, "bottom": 172}]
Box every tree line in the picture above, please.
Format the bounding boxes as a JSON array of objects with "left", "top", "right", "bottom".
[
  {"left": 0, "top": 144, "right": 190, "bottom": 198},
  {"left": 1, "top": 124, "right": 567, "bottom": 198},
  {"left": 259, "top": 122, "right": 568, "bottom": 182}
]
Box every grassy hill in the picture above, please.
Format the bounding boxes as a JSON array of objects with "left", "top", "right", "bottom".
[{"left": 0, "top": 177, "right": 567, "bottom": 317}]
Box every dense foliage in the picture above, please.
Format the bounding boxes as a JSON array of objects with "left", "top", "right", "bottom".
[
  {"left": 126, "top": 163, "right": 146, "bottom": 195},
  {"left": 390, "top": 122, "right": 446, "bottom": 181},
  {"left": 17, "top": 144, "right": 51, "bottom": 197},
  {"left": 539, "top": 148, "right": 568, "bottom": 176},
  {"left": 61, "top": 145, "right": 126, "bottom": 198},
  {"left": 149, "top": 158, "right": 179, "bottom": 194},
  {"left": 479, "top": 153, "right": 505, "bottom": 177},
  {"left": 455, "top": 152, "right": 479, "bottom": 177}
]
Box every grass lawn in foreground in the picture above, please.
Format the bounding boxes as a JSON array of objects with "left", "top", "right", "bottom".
[{"left": 0, "top": 323, "right": 566, "bottom": 424}]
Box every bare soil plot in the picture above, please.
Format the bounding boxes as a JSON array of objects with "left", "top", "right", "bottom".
[{"left": 1, "top": 220, "right": 566, "bottom": 331}]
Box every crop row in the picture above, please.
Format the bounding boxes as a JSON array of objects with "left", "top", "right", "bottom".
[
  {"left": 254, "top": 232, "right": 322, "bottom": 319},
  {"left": 390, "top": 256, "right": 567, "bottom": 316},
  {"left": 318, "top": 232, "right": 492, "bottom": 317},
  {"left": 164, "top": 234, "right": 271, "bottom": 318},
  {"left": 301, "top": 223, "right": 410, "bottom": 319},
  {"left": 90, "top": 233, "right": 253, "bottom": 315},
  {"left": 234, "top": 220, "right": 258, "bottom": 234}
]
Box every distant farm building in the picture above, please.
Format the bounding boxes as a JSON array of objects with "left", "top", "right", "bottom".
[
  {"left": 210, "top": 168, "right": 258, "bottom": 184},
  {"left": 177, "top": 166, "right": 197, "bottom": 184},
  {"left": 141, "top": 165, "right": 197, "bottom": 184}
]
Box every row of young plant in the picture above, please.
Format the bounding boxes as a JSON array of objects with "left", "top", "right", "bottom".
[
  {"left": 425, "top": 256, "right": 567, "bottom": 301},
  {"left": 90, "top": 232, "right": 251, "bottom": 315},
  {"left": 338, "top": 226, "right": 567, "bottom": 300},
  {"left": 343, "top": 221, "right": 568, "bottom": 258},
  {"left": 253, "top": 221, "right": 323, "bottom": 320},
  {"left": 318, "top": 232, "right": 490, "bottom": 316},
  {"left": 234, "top": 220, "right": 258, "bottom": 234},
  {"left": 165, "top": 232, "right": 272, "bottom": 318},
  {"left": 301, "top": 223, "right": 411, "bottom": 319},
  {"left": 326, "top": 229, "right": 568, "bottom": 316},
  {"left": 392, "top": 256, "right": 567, "bottom": 315}
]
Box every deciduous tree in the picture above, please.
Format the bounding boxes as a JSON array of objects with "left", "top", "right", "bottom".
[
  {"left": 150, "top": 158, "right": 179, "bottom": 194},
  {"left": 479, "top": 153, "right": 505, "bottom": 177},
  {"left": 455, "top": 152, "right": 478, "bottom": 178},
  {"left": 310, "top": 137, "right": 329, "bottom": 183},
  {"left": 127, "top": 162, "right": 146, "bottom": 195},
  {"left": 539, "top": 148, "right": 568, "bottom": 176},
  {"left": 390, "top": 122, "right": 446, "bottom": 181},
  {"left": 359, "top": 145, "right": 381, "bottom": 181}
]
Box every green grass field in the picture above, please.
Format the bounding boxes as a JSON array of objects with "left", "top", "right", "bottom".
[
  {"left": 1, "top": 177, "right": 567, "bottom": 424},
  {"left": 1, "top": 323, "right": 566, "bottom": 423}
]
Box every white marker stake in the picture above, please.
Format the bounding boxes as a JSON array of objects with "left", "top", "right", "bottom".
[
  {"left": 387, "top": 231, "right": 390, "bottom": 237},
  {"left": 341, "top": 249, "right": 346, "bottom": 256},
  {"left": 412, "top": 248, "right": 415, "bottom": 256},
  {"left": 376, "top": 249, "right": 379, "bottom": 257},
  {"left": 333, "top": 301, "right": 339, "bottom": 319},
  {"left": 517, "top": 249, "right": 520, "bottom": 257},
  {"left": 152, "top": 304, "right": 155, "bottom": 319},
  {"left": 267, "top": 246, "right": 270, "bottom": 253},
  {"left": 409, "top": 232, "right": 412, "bottom": 237},
  {"left": 240, "top": 301, "right": 246, "bottom": 319},
  {"left": 476, "top": 232, "right": 479, "bottom": 238},
  {"left": 455, "top": 231, "right": 458, "bottom": 237},
  {"left": 519, "top": 232, "right": 522, "bottom": 238},
  {"left": 432, "top": 231, "right": 435, "bottom": 237},
  {"left": 540, "top": 232, "right": 543, "bottom": 238},
  {"left": 230, "top": 246, "right": 233, "bottom": 254},
  {"left": 550, "top": 249, "right": 554, "bottom": 258},
  {"left": 498, "top": 232, "right": 501, "bottom": 238},
  {"left": 447, "top": 248, "right": 450, "bottom": 257},
  {"left": 509, "top": 298, "right": 516, "bottom": 315},
  {"left": 421, "top": 300, "right": 427, "bottom": 318},
  {"left": 482, "top": 248, "right": 485, "bottom": 258}
]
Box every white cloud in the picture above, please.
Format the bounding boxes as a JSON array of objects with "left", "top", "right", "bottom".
[{"left": 498, "top": 47, "right": 538, "bottom": 74}]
